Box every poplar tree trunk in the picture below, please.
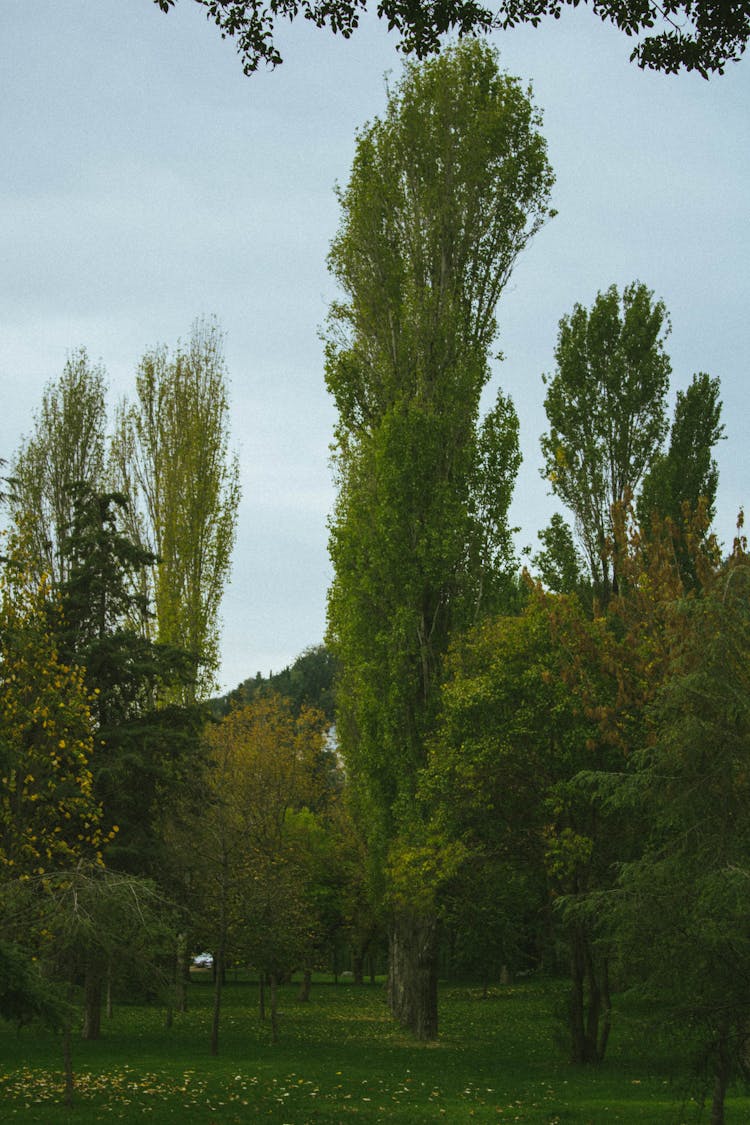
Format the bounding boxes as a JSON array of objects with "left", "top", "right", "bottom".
[{"left": 387, "top": 910, "right": 438, "bottom": 1040}]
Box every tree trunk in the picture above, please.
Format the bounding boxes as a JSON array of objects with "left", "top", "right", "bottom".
[
  {"left": 596, "top": 956, "right": 611, "bottom": 1062},
  {"left": 568, "top": 927, "right": 608, "bottom": 1064},
  {"left": 63, "top": 985, "right": 75, "bottom": 1108},
  {"left": 82, "top": 966, "right": 102, "bottom": 1041},
  {"left": 569, "top": 931, "right": 587, "bottom": 1064},
  {"left": 387, "top": 909, "right": 438, "bottom": 1041},
  {"left": 211, "top": 848, "right": 228, "bottom": 1056},
  {"left": 711, "top": 1019, "right": 731, "bottom": 1125},
  {"left": 175, "top": 932, "right": 189, "bottom": 1014},
  {"left": 259, "top": 975, "right": 266, "bottom": 1021},
  {"left": 583, "top": 937, "right": 602, "bottom": 1059},
  {"left": 352, "top": 947, "right": 365, "bottom": 985},
  {"left": 270, "top": 973, "right": 279, "bottom": 1044},
  {"left": 105, "top": 959, "right": 113, "bottom": 1019},
  {"left": 297, "top": 968, "right": 312, "bottom": 1002},
  {"left": 210, "top": 944, "right": 224, "bottom": 1057}
]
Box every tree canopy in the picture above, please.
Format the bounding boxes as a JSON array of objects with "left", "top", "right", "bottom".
[{"left": 154, "top": 0, "right": 750, "bottom": 76}]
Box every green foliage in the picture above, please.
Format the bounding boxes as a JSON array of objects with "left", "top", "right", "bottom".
[
  {"left": 441, "top": 861, "right": 533, "bottom": 983},
  {"left": 53, "top": 486, "right": 206, "bottom": 876},
  {"left": 501, "top": 0, "right": 750, "bottom": 75},
  {"left": 427, "top": 599, "right": 598, "bottom": 985},
  {"left": 219, "top": 644, "right": 338, "bottom": 725},
  {"left": 541, "top": 281, "right": 672, "bottom": 603},
  {"left": 428, "top": 509, "right": 730, "bottom": 1064},
  {"left": 327, "top": 39, "right": 552, "bottom": 845},
  {"left": 472, "top": 388, "right": 524, "bottom": 612},
  {"left": 155, "top": 0, "right": 750, "bottom": 77},
  {"left": 110, "top": 319, "right": 240, "bottom": 700},
  {"left": 9, "top": 349, "right": 107, "bottom": 586},
  {"left": 193, "top": 695, "right": 330, "bottom": 978},
  {"left": 29, "top": 864, "right": 173, "bottom": 986},
  {"left": 0, "top": 532, "right": 107, "bottom": 878},
  {"left": 5, "top": 334, "right": 238, "bottom": 1049},
  {"left": 9, "top": 323, "right": 240, "bottom": 706},
  {"left": 533, "top": 511, "right": 590, "bottom": 602},
  {"left": 326, "top": 42, "right": 552, "bottom": 1034},
  {"left": 540, "top": 292, "right": 724, "bottom": 608},
  {"left": 637, "top": 372, "right": 724, "bottom": 580},
  {"left": 600, "top": 541, "right": 750, "bottom": 1117},
  {"left": 155, "top": 0, "right": 505, "bottom": 73},
  {"left": 386, "top": 832, "right": 468, "bottom": 915},
  {"left": 0, "top": 939, "right": 67, "bottom": 1029}
]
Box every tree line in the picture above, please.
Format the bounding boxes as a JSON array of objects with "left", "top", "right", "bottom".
[
  {"left": 324, "top": 41, "right": 742, "bottom": 1125},
  {"left": 0, "top": 320, "right": 245, "bottom": 1091},
  {"left": 0, "top": 320, "right": 372, "bottom": 1091},
  {"left": 1, "top": 38, "right": 746, "bottom": 1125}
]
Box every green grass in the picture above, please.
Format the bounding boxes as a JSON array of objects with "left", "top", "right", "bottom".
[{"left": 1, "top": 975, "right": 748, "bottom": 1123}]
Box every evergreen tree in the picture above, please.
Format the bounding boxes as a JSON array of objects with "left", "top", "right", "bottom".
[{"left": 54, "top": 486, "right": 205, "bottom": 878}]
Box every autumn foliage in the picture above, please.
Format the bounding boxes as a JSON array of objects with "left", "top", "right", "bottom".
[{"left": 0, "top": 535, "right": 110, "bottom": 878}]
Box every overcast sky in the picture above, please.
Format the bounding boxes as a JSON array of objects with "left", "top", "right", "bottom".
[{"left": 2, "top": 1, "right": 748, "bottom": 692}]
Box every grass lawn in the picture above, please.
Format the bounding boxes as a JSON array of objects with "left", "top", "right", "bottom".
[{"left": 1, "top": 974, "right": 748, "bottom": 1122}]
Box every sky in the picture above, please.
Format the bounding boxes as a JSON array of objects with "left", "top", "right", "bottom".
[{"left": 1, "top": 1, "right": 748, "bottom": 693}]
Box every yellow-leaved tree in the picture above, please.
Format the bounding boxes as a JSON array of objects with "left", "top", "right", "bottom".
[
  {"left": 190, "top": 694, "right": 327, "bottom": 1052},
  {"left": 0, "top": 533, "right": 109, "bottom": 878}
]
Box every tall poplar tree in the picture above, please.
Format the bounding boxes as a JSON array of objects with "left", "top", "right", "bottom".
[
  {"left": 10, "top": 349, "right": 107, "bottom": 585},
  {"left": 325, "top": 40, "right": 553, "bottom": 1039},
  {"left": 638, "top": 371, "right": 724, "bottom": 527},
  {"left": 540, "top": 288, "right": 724, "bottom": 604},
  {"left": 110, "top": 319, "right": 240, "bottom": 699},
  {"left": 540, "top": 282, "right": 672, "bottom": 604}
]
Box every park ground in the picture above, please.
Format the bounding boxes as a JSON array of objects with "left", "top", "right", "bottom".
[{"left": 2, "top": 974, "right": 749, "bottom": 1123}]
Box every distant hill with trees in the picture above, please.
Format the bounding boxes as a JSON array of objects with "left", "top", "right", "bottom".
[{"left": 215, "top": 644, "right": 337, "bottom": 724}]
